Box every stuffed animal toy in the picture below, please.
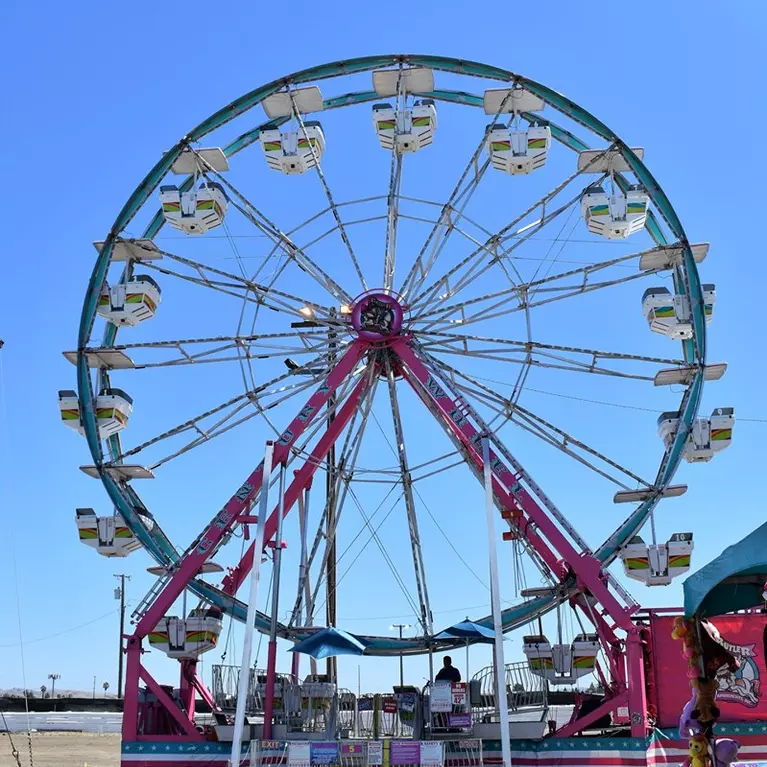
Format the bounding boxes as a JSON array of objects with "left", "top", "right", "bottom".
[
  {"left": 713, "top": 738, "right": 740, "bottom": 767},
  {"left": 688, "top": 733, "right": 709, "bottom": 767},
  {"left": 673, "top": 617, "right": 692, "bottom": 640},
  {"left": 679, "top": 688, "right": 699, "bottom": 737},
  {"left": 691, "top": 677, "right": 720, "bottom": 725}
]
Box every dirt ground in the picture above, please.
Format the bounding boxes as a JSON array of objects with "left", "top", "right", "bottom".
[{"left": 0, "top": 732, "right": 120, "bottom": 767}]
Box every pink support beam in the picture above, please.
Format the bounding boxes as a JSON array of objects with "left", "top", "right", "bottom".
[
  {"left": 179, "top": 660, "right": 196, "bottom": 722},
  {"left": 222, "top": 374, "right": 372, "bottom": 596},
  {"left": 123, "top": 636, "right": 142, "bottom": 741},
  {"left": 555, "top": 691, "right": 629, "bottom": 738},
  {"left": 263, "top": 640, "right": 279, "bottom": 737},
  {"left": 134, "top": 341, "right": 367, "bottom": 638},
  {"left": 138, "top": 664, "right": 203, "bottom": 739},
  {"left": 190, "top": 670, "right": 219, "bottom": 713}
]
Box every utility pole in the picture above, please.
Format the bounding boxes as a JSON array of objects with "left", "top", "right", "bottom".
[
  {"left": 47, "top": 673, "right": 60, "bottom": 700},
  {"left": 325, "top": 308, "right": 338, "bottom": 684},
  {"left": 114, "top": 574, "right": 131, "bottom": 699},
  {"left": 289, "top": 307, "right": 340, "bottom": 684},
  {"left": 93, "top": 676, "right": 96, "bottom": 700},
  {"left": 390, "top": 624, "right": 410, "bottom": 687}
]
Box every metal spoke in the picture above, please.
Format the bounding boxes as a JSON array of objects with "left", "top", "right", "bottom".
[
  {"left": 385, "top": 355, "right": 433, "bottom": 636},
  {"left": 399, "top": 88, "right": 517, "bottom": 300},
  {"left": 145, "top": 246, "right": 339, "bottom": 323},
  {"left": 116, "top": 344, "right": 347, "bottom": 463},
  {"left": 290, "top": 93, "right": 368, "bottom": 292},
  {"left": 419, "top": 333, "right": 684, "bottom": 367},
  {"left": 383, "top": 152, "right": 403, "bottom": 291},
  {"left": 449, "top": 372, "right": 648, "bottom": 489},
  {"left": 422, "top": 345, "right": 660, "bottom": 383},
  {"left": 192, "top": 152, "right": 353, "bottom": 305},
  {"left": 407, "top": 148, "right": 613, "bottom": 314}
]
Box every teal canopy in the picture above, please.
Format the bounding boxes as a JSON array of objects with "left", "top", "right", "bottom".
[{"left": 683, "top": 521, "right": 767, "bottom": 618}]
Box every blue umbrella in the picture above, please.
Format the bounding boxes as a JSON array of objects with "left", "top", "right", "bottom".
[
  {"left": 435, "top": 618, "right": 496, "bottom": 679},
  {"left": 289, "top": 627, "right": 367, "bottom": 659}
]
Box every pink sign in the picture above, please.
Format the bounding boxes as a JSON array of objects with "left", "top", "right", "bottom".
[
  {"left": 391, "top": 741, "right": 420, "bottom": 765},
  {"left": 651, "top": 613, "right": 767, "bottom": 727}
]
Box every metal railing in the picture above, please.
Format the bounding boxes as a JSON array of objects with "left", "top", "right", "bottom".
[{"left": 470, "top": 660, "right": 548, "bottom": 724}]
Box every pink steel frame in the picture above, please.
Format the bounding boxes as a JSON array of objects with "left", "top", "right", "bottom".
[{"left": 121, "top": 333, "right": 648, "bottom": 743}]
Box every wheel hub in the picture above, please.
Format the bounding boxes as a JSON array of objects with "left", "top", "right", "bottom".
[{"left": 350, "top": 291, "right": 404, "bottom": 341}]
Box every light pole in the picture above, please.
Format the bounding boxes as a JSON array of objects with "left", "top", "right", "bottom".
[
  {"left": 92, "top": 676, "right": 96, "bottom": 700},
  {"left": 114, "top": 573, "right": 131, "bottom": 699},
  {"left": 288, "top": 306, "right": 343, "bottom": 684},
  {"left": 47, "top": 673, "right": 60, "bottom": 699},
  {"left": 390, "top": 624, "right": 410, "bottom": 687}
]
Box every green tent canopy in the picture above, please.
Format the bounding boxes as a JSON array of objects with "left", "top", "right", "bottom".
[{"left": 683, "top": 521, "right": 767, "bottom": 618}]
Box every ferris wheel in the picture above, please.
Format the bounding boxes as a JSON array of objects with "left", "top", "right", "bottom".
[{"left": 61, "top": 55, "right": 732, "bottom": 739}]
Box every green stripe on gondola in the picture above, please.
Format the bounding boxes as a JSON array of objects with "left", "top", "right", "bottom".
[
  {"left": 528, "top": 658, "right": 554, "bottom": 670},
  {"left": 491, "top": 141, "right": 510, "bottom": 151},
  {"left": 573, "top": 656, "right": 596, "bottom": 669},
  {"left": 263, "top": 141, "right": 282, "bottom": 151},
  {"left": 377, "top": 120, "right": 395, "bottom": 130},
  {"left": 196, "top": 200, "right": 214, "bottom": 211},
  {"left": 589, "top": 205, "right": 609, "bottom": 216},
  {"left": 651, "top": 307, "right": 675, "bottom": 318},
  {"left": 79, "top": 529, "right": 98, "bottom": 539},
  {"left": 162, "top": 202, "right": 180, "bottom": 212},
  {"left": 528, "top": 138, "right": 546, "bottom": 149},
  {"left": 186, "top": 631, "right": 218, "bottom": 643},
  {"left": 627, "top": 203, "right": 647, "bottom": 214},
  {"left": 412, "top": 117, "right": 431, "bottom": 127},
  {"left": 668, "top": 554, "right": 691, "bottom": 567},
  {"left": 711, "top": 429, "right": 732, "bottom": 441},
  {"left": 149, "top": 633, "right": 168, "bottom": 643},
  {"left": 61, "top": 410, "right": 80, "bottom": 420},
  {"left": 625, "top": 557, "right": 650, "bottom": 570},
  {"left": 115, "top": 527, "right": 132, "bottom": 538}
]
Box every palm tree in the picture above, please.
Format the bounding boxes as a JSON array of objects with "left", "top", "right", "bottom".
[{"left": 103, "top": 681, "right": 110, "bottom": 698}]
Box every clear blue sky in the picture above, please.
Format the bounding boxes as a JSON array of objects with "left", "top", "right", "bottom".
[{"left": 1, "top": 0, "right": 765, "bottom": 700}]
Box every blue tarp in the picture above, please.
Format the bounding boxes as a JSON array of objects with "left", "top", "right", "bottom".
[
  {"left": 683, "top": 521, "right": 767, "bottom": 618},
  {"left": 289, "top": 627, "right": 367, "bottom": 659},
  {"left": 434, "top": 618, "right": 496, "bottom": 642}
]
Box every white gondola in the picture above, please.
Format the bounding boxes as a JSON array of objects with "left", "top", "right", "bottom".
[
  {"left": 621, "top": 532, "right": 693, "bottom": 586},
  {"left": 97, "top": 275, "right": 161, "bottom": 327},
  {"left": 372, "top": 99, "right": 437, "bottom": 154},
  {"left": 75, "top": 507, "right": 151, "bottom": 557},
  {"left": 486, "top": 124, "right": 551, "bottom": 175},
  {"left": 59, "top": 387, "right": 133, "bottom": 439},
  {"left": 160, "top": 181, "right": 227, "bottom": 235},
  {"left": 581, "top": 184, "right": 649, "bottom": 240},
  {"left": 259, "top": 121, "right": 326, "bottom": 175},
  {"left": 657, "top": 407, "right": 734, "bottom": 462},
  {"left": 523, "top": 634, "right": 599, "bottom": 685},
  {"left": 642, "top": 284, "right": 716, "bottom": 340},
  {"left": 149, "top": 608, "right": 223, "bottom": 659}
]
